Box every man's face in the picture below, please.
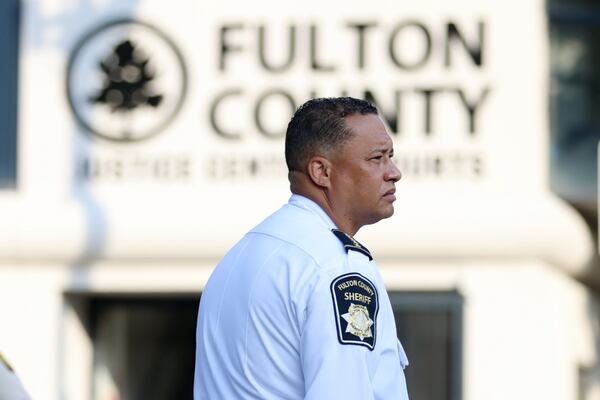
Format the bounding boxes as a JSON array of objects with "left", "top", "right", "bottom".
[{"left": 329, "top": 113, "right": 402, "bottom": 233}]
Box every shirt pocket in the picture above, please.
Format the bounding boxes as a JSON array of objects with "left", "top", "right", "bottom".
[{"left": 397, "top": 340, "right": 409, "bottom": 370}]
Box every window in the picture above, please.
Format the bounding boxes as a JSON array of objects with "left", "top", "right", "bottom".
[
  {"left": 391, "top": 291, "right": 464, "bottom": 400},
  {"left": 84, "top": 291, "right": 462, "bottom": 400},
  {"left": 548, "top": 0, "right": 600, "bottom": 212},
  {"left": 0, "top": 0, "right": 19, "bottom": 189},
  {"left": 91, "top": 296, "right": 197, "bottom": 400}
]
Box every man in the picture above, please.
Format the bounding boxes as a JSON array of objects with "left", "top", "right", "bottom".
[{"left": 194, "top": 97, "right": 409, "bottom": 399}]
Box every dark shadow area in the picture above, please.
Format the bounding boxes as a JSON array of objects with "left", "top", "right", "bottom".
[
  {"left": 548, "top": 0, "right": 600, "bottom": 291},
  {"left": 0, "top": 0, "right": 20, "bottom": 189},
  {"left": 65, "top": 293, "right": 199, "bottom": 400},
  {"left": 89, "top": 295, "right": 199, "bottom": 400},
  {"left": 391, "top": 291, "right": 464, "bottom": 400}
]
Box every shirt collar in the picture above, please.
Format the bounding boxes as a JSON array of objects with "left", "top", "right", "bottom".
[
  {"left": 289, "top": 195, "right": 373, "bottom": 261},
  {"left": 288, "top": 194, "right": 337, "bottom": 230}
]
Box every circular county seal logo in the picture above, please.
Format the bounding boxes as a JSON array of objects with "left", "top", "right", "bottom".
[{"left": 66, "top": 19, "right": 187, "bottom": 142}]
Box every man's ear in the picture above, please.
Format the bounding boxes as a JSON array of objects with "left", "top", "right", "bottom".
[{"left": 307, "top": 155, "right": 332, "bottom": 188}]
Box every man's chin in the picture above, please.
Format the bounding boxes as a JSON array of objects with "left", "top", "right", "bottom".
[
  {"left": 367, "top": 207, "right": 395, "bottom": 226},
  {"left": 382, "top": 204, "right": 395, "bottom": 219}
]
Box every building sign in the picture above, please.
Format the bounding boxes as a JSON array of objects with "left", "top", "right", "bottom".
[
  {"left": 206, "top": 20, "right": 488, "bottom": 182},
  {"left": 22, "top": 0, "right": 548, "bottom": 196},
  {"left": 16, "top": 0, "right": 592, "bottom": 280}
]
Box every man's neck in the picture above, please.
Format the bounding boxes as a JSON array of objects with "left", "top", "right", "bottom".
[{"left": 289, "top": 176, "right": 359, "bottom": 235}]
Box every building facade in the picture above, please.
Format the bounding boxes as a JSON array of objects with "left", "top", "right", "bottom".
[{"left": 1, "top": 0, "right": 600, "bottom": 399}]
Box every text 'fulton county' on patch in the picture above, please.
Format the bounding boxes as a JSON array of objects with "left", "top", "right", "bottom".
[{"left": 330, "top": 272, "right": 379, "bottom": 350}]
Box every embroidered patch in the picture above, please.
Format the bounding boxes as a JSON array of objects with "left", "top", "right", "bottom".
[{"left": 330, "top": 272, "right": 378, "bottom": 350}]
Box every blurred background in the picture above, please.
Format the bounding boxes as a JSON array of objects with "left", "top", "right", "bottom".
[{"left": 1, "top": 0, "right": 600, "bottom": 399}]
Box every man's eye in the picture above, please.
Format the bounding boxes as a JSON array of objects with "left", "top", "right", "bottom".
[{"left": 370, "top": 156, "right": 383, "bottom": 161}]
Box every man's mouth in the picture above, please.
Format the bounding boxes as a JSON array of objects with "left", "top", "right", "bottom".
[{"left": 383, "top": 188, "right": 396, "bottom": 201}]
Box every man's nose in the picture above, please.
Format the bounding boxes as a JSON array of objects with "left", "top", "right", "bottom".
[{"left": 386, "top": 160, "right": 402, "bottom": 182}]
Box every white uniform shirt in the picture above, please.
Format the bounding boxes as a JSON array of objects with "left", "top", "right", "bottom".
[{"left": 194, "top": 194, "right": 409, "bottom": 399}]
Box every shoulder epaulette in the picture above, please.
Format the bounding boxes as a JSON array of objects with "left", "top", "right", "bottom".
[{"left": 331, "top": 229, "right": 373, "bottom": 261}]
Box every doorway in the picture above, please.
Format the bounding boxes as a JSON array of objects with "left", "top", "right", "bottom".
[{"left": 90, "top": 296, "right": 198, "bottom": 400}]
